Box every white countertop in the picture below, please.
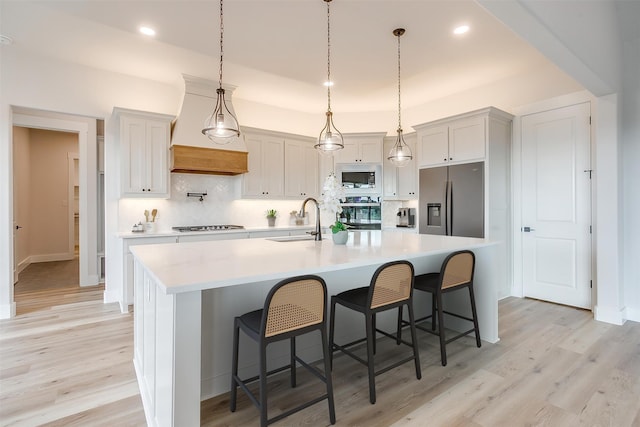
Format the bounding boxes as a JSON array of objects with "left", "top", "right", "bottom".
[
  {"left": 130, "top": 231, "right": 495, "bottom": 295},
  {"left": 118, "top": 224, "right": 314, "bottom": 239}
]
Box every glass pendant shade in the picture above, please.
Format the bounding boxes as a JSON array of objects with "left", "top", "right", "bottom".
[
  {"left": 388, "top": 128, "right": 412, "bottom": 166},
  {"left": 316, "top": 111, "right": 344, "bottom": 152},
  {"left": 316, "top": 0, "right": 343, "bottom": 154},
  {"left": 202, "top": 88, "right": 240, "bottom": 143},
  {"left": 388, "top": 27, "right": 412, "bottom": 167},
  {"left": 202, "top": 0, "right": 240, "bottom": 144}
]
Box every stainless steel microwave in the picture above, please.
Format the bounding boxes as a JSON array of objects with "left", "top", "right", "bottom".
[{"left": 336, "top": 163, "right": 382, "bottom": 195}]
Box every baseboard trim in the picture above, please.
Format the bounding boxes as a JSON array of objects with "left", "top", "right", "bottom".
[
  {"left": 0, "top": 301, "right": 16, "bottom": 319},
  {"left": 80, "top": 274, "right": 100, "bottom": 287},
  {"left": 594, "top": 304, "right": 626, "bottom": 325},
  {"left": 625, "top": 307, "right": 640, "bottom": 323},
  {"left": 103, "top": 289, "right": 119, "bottom": 304},
  {"left": 29, "top": 253, "right": 75, "bottom": 263}
]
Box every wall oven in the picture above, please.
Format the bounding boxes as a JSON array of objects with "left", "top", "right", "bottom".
[
  {"left": 336, "top": 163, "right": 382, "bottom": 195},
  {"left": 339, "top": 196, "right": 382, "bottom": 230}
]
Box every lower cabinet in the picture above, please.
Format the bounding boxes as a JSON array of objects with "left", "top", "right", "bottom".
[{"left": 124, "top": 236, "right": 178, "bottom": 311}]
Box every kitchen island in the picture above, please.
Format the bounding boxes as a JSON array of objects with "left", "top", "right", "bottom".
[{"left": 130, "top": 231, "right": 500, "bottom": 427}]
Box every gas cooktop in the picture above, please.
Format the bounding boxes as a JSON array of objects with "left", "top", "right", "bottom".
[{"left": 171, "top": 225, "right": 245, "bottom": 232}]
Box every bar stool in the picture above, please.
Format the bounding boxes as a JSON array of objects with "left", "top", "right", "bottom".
[
  {"left": 399, "top": 250, "right": 481, "bottom": 366},
  {"left": 329, "top": 260, "right": 421, "bottom": 404},
  {"left": 230, "top": 275, "right": 336, "bottom": 427}
]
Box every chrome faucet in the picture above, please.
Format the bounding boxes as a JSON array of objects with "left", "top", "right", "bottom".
[{"left": 300, "top": 197, "right": 322, "bottom": 241}]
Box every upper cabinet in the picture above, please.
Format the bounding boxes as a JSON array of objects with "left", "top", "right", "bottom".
[
  {"left": 242, "top": 127, "right": 320, "bottom": 199},
  {"left": 414, "top": 115, "right": 485, "bottom": 168},
  {"left": 334, "top": 132, "right": 385, "bottom": 164},
  {"left": 383, "top": 133, "right": 417, "bottom": 200},
  {"left": 242, "top": 129, "right": 285, "bottom": 198},
  {"left": 285, "top": 136, "right": 319, "bottom": 198},
  {"left": 116, "top": 108, "right": 173, "bottom": 198}
]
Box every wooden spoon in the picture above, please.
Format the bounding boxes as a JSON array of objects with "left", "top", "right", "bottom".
[
  {"left": 144, "top": 210, "right": 149, "bottom": 222},
  {"left": 151, "top": 209, "right": 158, "bottom": 222}
]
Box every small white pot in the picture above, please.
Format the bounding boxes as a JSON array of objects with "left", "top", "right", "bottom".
[{"left": 332, "top": 230, "right": 348, "bottom": 245}]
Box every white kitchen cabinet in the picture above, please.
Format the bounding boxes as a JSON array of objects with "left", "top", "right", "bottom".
[
  {"left": 123, "top": 235, "right": 178, "bottom": 312},
  {"left": 285, "top": 136, "right": 319, "bottom": 198},
  {"left": 414, "top": 106, "right": 514, "bottom": 305},
  {"left": 243, "top": 130, "right": 285, "bottom": 198},
  {"left": 115, "top": 108, "right": 173, "bottom": 198},
  {"left": 414, "top": 115, "right": 485, "bottom": 167},
  {"left": 383, "top": 133, "right": 417, "bottom": 200},
  {"left": 334, "top": 132, "right": 385, "bottom": 164}
]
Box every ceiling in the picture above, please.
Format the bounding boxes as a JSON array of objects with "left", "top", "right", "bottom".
[{"left": 2, "top": 1, "right": 566, "bottom": 113}]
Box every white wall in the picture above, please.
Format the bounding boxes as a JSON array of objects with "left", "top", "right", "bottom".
[
  {"left": 25, "top": 129, "right": 78, "bottom": 261},
  {"left": 0, "top": 11, "right": 613, "bottom": 318},
  {"left": 622, "top": 31, "right": 640, "bottom": 322}
]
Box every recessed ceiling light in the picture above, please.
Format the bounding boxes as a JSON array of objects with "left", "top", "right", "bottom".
[
  {"left": 324, "top": 81, "right": 334, "bottom": 87},
  {"left": 453, "top": 25, "right": 470, "bottom": 35},
  {"left": 139, "top": 26, "right": 156, "bottom": 37}
]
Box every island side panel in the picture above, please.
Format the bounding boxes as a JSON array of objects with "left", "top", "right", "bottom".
[
  {"left": 133, "top": 259, "right": 155, "bottom": 425},
  {"left": 155, "top": 288, "right": 202, "bottom": 427}
]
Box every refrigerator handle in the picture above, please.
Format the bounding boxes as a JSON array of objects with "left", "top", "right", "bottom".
[
  {"left": 444, "top": 180, "right": 449, "bottom": 235},
  {"left": 449, "top": 181, "right": 454, "bottom": 236}
]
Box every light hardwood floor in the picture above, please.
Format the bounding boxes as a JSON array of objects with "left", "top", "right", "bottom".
[{"left": 1, "top": 285, "right": 639, "bottom": 426}]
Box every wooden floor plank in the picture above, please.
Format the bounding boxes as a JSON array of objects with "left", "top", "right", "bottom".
[{"left": 2, "top": 266, "right": 640, "bottom": 426}]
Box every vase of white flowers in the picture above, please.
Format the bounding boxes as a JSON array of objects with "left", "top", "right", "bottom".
[{"left": 321, "top": 173, "right": 348, "bottom": 243}]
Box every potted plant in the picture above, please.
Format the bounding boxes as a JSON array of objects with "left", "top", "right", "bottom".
[
  {"left": 330, "top": 220, "right": 349, "bottom": 244},
  {"left": 266, "top": 209, "right": 277, "bottom": 227}
]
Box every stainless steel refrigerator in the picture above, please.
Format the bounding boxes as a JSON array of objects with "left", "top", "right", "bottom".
[{"left": 419, "top": 162, "right": 484, "bottom": 238}]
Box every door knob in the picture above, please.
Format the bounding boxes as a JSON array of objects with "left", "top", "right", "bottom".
[
  {"left": 15, "top": 225, "right": 23, "bottom": 230},
  {"left": 522, "top": 226, "right": 535, "bottom": 232}
]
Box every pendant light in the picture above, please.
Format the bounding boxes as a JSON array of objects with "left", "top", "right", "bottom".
[
  {"left": 315, "top": 0, "right": 344, "bottom": 153},
  {"left": 202, "top": 0, "right": 240, "bottom": 143},
  {"left": 387, "top": 28, "right": 412, "bottom": 167}
]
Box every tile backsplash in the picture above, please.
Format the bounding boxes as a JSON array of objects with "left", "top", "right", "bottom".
[{"left": 118, "top": 173, "right": 417, "bottom": 232}]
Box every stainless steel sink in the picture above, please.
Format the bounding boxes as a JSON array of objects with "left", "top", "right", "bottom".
[{"left": 267, "top": 235, "right": 319, "bottom": 242}]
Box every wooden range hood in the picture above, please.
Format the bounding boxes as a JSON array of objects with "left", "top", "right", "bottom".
[
  {"left": 170, "top": 145, "right": 248, "bottom": 176},
  {"left": 170, "top": 75, "right": 248, "bottom": 175}
]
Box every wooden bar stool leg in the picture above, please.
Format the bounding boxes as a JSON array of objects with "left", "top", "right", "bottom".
[
  {"left": 431, "top": 293, "right": 437, "bottom": 331},
  {"left": 396, "top": 306, "right": 403, "bottom": 345},
  {"left": 436, "top": 292, "right": 447, "bottom": 366},
  {"left": 321, "top": 328, "right": 337, "bottom": 424},
  {"left": 290, "top": 337, "right": 297, "bottom": 387},
  {"left": 230, "top": 319, "right": 240, "bottom": 412},
  {"left": 365, "top": 313, "right": 376, "bottom": 404},
  {"left": 469, "top": 285, "right": 482, "bottom": 348},
  {"left": 407, "top": 302, "right": 422, "bottom": 379},
  {"left": 259, "top": 343, "right": 268, "bottom": 427},
  {"left": 372, "top": 313, "right": 377, "bottom": 355},
  {"left": 329, "top": 297, "right": 337, "bottom": 370}
]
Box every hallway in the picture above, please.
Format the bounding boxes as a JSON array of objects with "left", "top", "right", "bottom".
[{"left": 14, "top": 259, "right": 103, "bottom": 315}]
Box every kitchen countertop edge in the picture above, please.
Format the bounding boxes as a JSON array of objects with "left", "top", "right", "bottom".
[{"left": 118, "top": 224, "right": 315, "bottom": 239}]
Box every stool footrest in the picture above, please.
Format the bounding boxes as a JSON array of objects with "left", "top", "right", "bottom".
[{"left": 269, "top": 394, "right": 330, "bottom": 425}]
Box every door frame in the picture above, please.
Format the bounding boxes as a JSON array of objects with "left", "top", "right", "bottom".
[
  {"left": 68, "top": 152, "right": 79, "bottom": 258},
  {"left": 511, "top": 91, "right": 596, "bottom": 310},
  {"left": 11, "top": 109, "right": 97, "bottom": 291}
]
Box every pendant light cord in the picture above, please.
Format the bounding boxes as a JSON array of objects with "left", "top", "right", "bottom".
[
  {"left": 326, "top": 0, "right": 332, "bottom": 112},
  {"left": 397, "top": 31, "right": 402, "bottom": 131},
  {"left": 219, "top": 0, "right": 224, "bottom": 90}
]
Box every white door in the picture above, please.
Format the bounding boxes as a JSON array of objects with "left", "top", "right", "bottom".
[{"left": 521, "top": 102, "right": 592, "bottom": 309}]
